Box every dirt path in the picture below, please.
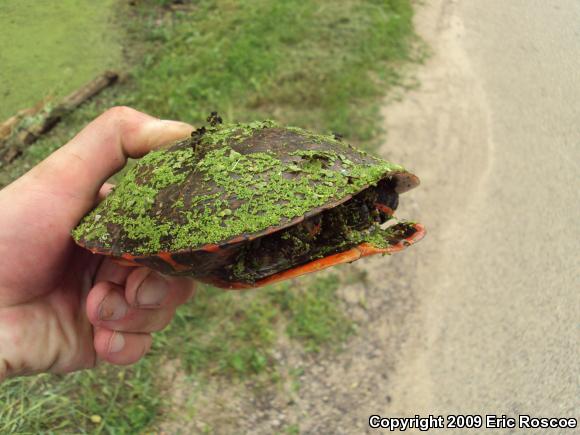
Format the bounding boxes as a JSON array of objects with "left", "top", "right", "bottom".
[
  {"left": 383, "top": 0, "right": 580, "bottom": 429},
  {"left": 376, "top": 0, "right": 495, "bottom": 416}
]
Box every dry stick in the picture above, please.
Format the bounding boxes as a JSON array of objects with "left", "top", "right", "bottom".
[
  {"left": 0, "top": 70, "right": 119, "bottom": 166},
  {"left": 0, "top": 101, "right": 45, "bottom": 141}
]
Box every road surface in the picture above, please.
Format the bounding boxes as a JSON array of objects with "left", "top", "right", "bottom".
[{"left": 382, "top": 0, "right": 579, "bottom": 429}]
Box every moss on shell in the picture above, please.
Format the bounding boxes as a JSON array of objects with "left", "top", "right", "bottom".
[
  {"left": 73, "top": 120, "right": 406, "bottom": 255},
  {"left": 72, "top": 147, "right": 194, "bottom": 251}
]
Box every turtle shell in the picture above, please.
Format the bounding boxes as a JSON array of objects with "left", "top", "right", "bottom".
[{"left": 72, "top": 120, "right": 424, "bottom": 288}]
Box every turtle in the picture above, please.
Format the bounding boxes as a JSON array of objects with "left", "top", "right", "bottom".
[{"left": 72, "top": 114, "right": 425, "bottom": 289}]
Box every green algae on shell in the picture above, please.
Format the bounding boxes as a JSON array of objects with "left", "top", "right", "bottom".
[{"left": 72, "top": 120, "right": 412, "bottom": 257}]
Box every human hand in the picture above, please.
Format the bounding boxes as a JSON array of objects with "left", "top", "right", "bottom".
[{"left": 0, "top": 107, "right": 195, "bottom": 380}]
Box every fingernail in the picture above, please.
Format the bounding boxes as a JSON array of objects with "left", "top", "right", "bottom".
[
  {"left": 98, "top": 293, "right": 128, "bottom": 321},
  {"left": 162, "top": 119, "right": 194, "bottom": 130},
  {"left": 136, "top": 273, "right": 168, "bottom": 307},
  {"left": 142, "top": 120, "right": 194, "bottom": 150},
  {"left": 108, "top": 332, "right": 125, "bottom": 353},
  {"left": 160, "top": 120, "right": 194, "bottom": 139}
]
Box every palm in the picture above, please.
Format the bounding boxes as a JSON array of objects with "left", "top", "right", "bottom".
[
  {"left": 0, "top": 107, "right": 195, "bottom": 380},
  {"left": 0, "top": 181, "right": 102, "bottom": 374}
]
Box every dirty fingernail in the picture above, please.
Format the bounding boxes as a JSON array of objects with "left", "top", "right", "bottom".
[
  {"left": 136, "top": 273, "right": 168, "bottom": 307},
  {"left": 108, "top": 332, "right": 125, "bottom": 353},
  {"left": 98, "top": 293, "right": 128, "bottom": 321}
]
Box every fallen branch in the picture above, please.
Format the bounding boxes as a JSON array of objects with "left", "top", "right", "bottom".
[
  {"left": 0, "top": 70, "right": 119, "bottom": 166},
  {"left": 0, "top": 101, "right": 45, "bottom": 141}
]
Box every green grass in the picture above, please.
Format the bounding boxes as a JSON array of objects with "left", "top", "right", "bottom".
[
  {"left": 154, "top": 274, "right": 354, "bottom": 379},
  {"left": 129, "top": 0, "right": 416, "bottom": 141},
  {"left": 271, "top": 275, "right": 354, "bottom": 352},
  {"left": 0, "top": 361, "right": 160, "bottom": 433},
  {"left": 0, "top": 0, "right": 122, "bottom": 120},
  {"left": 0, "top": 0, "right": 417, "bottom": 432}
]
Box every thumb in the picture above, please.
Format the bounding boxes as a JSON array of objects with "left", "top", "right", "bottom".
[{"left": 25, "top": 106, "right": 193, "bottom": 223}]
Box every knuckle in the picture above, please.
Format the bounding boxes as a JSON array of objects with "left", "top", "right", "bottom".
[
  {"left": 99, "top": 106, "right": 143, "bottom": 133},
  {"left": 103, "top": 105, "right": 136, "bottom": 120}
]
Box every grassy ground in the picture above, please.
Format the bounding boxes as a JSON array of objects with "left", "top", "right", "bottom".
[
  {"left": 0, "top": 0, "right": 122, "bottom": 120},
  {"left": 0, "top": 0, "right": 418, "bottom": 432}
]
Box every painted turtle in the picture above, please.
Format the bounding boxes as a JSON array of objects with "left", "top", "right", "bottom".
[{"left": 72, "top": 115, "right": 425, "bottom": 289}]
